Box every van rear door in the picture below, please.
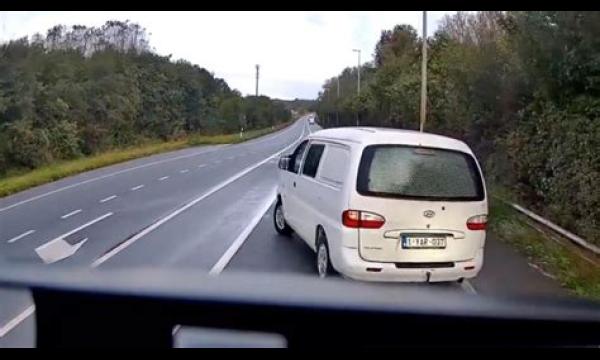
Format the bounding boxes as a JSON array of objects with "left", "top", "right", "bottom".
[{"left": 351, "top": 145, "right": 487, "bottom": 263}]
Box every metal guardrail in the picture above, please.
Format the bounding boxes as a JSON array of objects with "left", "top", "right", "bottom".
[{"left": 495, "top": 196, "right": 600, "bottom": 255}]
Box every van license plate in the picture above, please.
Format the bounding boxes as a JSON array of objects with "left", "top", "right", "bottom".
[{"left": 401, "top": 236, "right": 446, "bottom": 249}]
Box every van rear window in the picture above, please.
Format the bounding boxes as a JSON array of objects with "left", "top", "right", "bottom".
[{"left": 357, "top": 145, "right": 484, "bottom": 201}]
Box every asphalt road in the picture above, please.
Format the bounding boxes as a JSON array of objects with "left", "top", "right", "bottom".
[{"left": 0, "top": 115, "right": 568, "bottom": 347}]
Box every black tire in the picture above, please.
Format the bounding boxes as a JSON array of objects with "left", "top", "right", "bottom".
[
  {"left": 316, "top": 229, "right": 337, "bottom": 278},
  {"left": 273, "top": 200, "right": 292, "bottom": 236}
]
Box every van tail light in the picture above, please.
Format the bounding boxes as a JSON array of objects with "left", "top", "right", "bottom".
[
  {"left": 342, "top": 210, "right": 385, "bottom": 229},
  {"left": 466, "top": 214, "right": 487, "bottom": 230}
]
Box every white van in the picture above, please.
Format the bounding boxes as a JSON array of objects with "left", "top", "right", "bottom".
[{"left": 274, "top": 127, "right": 487, "bottom": 283}]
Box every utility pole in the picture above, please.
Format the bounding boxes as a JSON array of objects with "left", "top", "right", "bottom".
[
  {"left": 336, "top": 76, "right": 340, "bottom": 127},
  {"left": 255, "top": 64, "right": 260, "bottom": 97},
  {"left": 353, "top": 49, "right": 361, "bottom": 126},
  {"left": 419, "top": 11, "right": 428, "bottom": 132},
  {"left": 352, "top": 49, "right": 361, "bottom": 95}
]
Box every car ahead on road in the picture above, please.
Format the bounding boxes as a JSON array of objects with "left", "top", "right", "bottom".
[{"left": 274, "top": 127, "right": 488, "bottom": 283}]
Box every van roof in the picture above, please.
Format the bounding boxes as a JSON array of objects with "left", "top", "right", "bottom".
[{"left": 308, "top": 127, "right": 473, "bottom": 155}]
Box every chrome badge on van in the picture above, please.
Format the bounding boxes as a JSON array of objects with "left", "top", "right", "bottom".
[{"left": 423, "top": 210, "right": 435, "bottom": 218}]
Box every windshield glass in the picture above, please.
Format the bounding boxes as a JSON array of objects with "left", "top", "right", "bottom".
[{"left": 0, "top": 10, "right": 598, "bottom": 348}]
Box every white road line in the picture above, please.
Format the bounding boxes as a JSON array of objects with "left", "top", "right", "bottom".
[
  {"left": 6, "top": 229, "right": 35, "bottom": 244},
  {"left": 40, "top": 212, "right": 114, "bottom": 249},
  {"left": 158, "top": 176, "right": 170, "bottom": 181},
  {"left": 179, "top": 169, "right": 189, "bottom": 174},
  {"left": 461, "top": 280, "right": 478, "bottom": 295},
  {"left": 0, "top": 305, "right": 35, "bottom": 338},
  {"left": 209, "top": 190, "right": 277, "bottom": 275},
  {"left": 91, "top": 128, "right": 305, "bottom": 268},
  {"left": 0, "top": 146, "right": 226, "bottom": 213},
  {"left": 61, "top": 209, "right": 82, "bottom": 219},
  {"left": 131, "top": 184, "right": 145, "bottom": 191},
  {"left": 172, "top": 325, "right": 182, "bottom": 336},
  {"left": 226, "top": 156, "right": 235, "bottom": 160},
  {"left": 214, "top": 160, "right": 221, "bottom": 164},
  {"left": 0, "top": 122, "right": 306, "bottom": 339},
  {"left": 197, "top": 164, "right": 206, "bottom": 168},
  {"left": 2, "top": 212, "right": 113, "bottom": 338},
  {"left": 99, "top": 195, "right": 117, "bottom": 203}
]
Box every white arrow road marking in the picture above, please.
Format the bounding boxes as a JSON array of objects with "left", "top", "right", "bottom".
[
  {"left": 0, "top": 121, "right": 307, "bottom": 339},
  {"left": 34, "top": 212, "right": 113, "bottom": 264},
  {"left": 6, "top": 230, "right": 35, "bottom": 244},
  {"left": 35, "top": 237, "right": 88, "bottom": 264}
]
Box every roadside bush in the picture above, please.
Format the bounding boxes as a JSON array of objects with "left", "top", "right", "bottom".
[
  {"left": 506, "top": 98, "right": 600, "bottom": 244},
  {"left": 5, "top": 120, "right": 52, "bottom": 168}
]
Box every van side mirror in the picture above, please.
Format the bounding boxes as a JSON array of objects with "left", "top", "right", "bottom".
[{"left": 278, "top": 156, "right": 291, "bottom": 171}]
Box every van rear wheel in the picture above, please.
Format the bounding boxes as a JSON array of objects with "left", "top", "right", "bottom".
[
  {"left": 316, "top": 230, "right": 336, "bottom": 278},
  {"left": 274, "top": 200, "right": 292, "bottom": 236}
]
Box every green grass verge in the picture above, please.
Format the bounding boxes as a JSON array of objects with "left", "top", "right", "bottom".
[
  {"left": 488, "top": 185, "right": 600, "bottom": 301},
  {"left": 0, "top": 124, "right": 289, "bottom": 199}
]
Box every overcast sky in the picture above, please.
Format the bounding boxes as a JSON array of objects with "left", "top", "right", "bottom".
[{"left": 0, "top": 11, "right": 455, "bottom": 100}]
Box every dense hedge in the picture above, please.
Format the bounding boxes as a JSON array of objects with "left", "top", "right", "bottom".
[{"left": 316, "top": 11, "right": 600, "bottom": 245}]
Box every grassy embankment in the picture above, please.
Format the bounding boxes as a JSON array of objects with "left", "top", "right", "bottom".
[
  {"left": 0, "top": 123, "right": 289, "bottom": 198},
  {"left": 488, "top": 184, "right": 600, "bottom": 301}
]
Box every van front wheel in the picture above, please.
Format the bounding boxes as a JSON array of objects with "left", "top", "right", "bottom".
[{"left": 274, "top": 200, "right": 292, "bottom": 236}]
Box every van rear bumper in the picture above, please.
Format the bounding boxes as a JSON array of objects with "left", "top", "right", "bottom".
[{"left": 334, "top": 246, "right": 483, "bottom": 283}]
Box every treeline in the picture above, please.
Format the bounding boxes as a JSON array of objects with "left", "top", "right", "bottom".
[
  {"left": 274, "top": 98, "right": 316, "bottom": 113},
  {"left": 0, "top": 21, "right": 290, "bottom": 173},
  {"left": 316, "top": 11, "right": 600, "bottom": 245}
]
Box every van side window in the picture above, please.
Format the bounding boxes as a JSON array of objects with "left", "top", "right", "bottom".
[
  {"left": 302, "top": 144, "right": 325, "bottom": 178},
  {"left": 318, "top": 146, "right": 349, "bottom": 185},
  {"left": 290, "top": 140, "right": 308, "bottom": 173}
]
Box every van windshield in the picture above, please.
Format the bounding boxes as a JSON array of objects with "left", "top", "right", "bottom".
[{"left": 357, "top": 145, "right": 485, "bottom": 201}]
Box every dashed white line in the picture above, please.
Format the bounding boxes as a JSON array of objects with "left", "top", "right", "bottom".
[
  {"left": 0, "top": 146, "right": 226, "bottom": 213},
  {"left": 197, "top": 164, "right": 206, "bottom": 168},
  {"left": 99, "top": 195, "right": 117, "bottom": 203},
  {"left": 158, "top": 176, "right": 170, "bottom": 181},
  {"left": 131, "top": 184, "right": 145, "bottom": 191},
  {"left": 91, "top": 128, "right": 305, "bottom": 268},
  {"left": 3, "top": 212, "right": 113, "bottom": 336},
  {"left": 214, "top": 160, "right": 221, "bottom": 164},
  {"left": 0, "top": 121, "right": 307, "bottom": 339},
  {"left": 226, "top": 156, "right": 235, "bottom": 160},
  {"left": 179, "top": 169, "right": 189, "bottom": 174},
  {"left": 61, "top": 209, "right": 82, "bottom": 219},
  {"left": 0, "top": 305, "right": 35, "bottom": 338},
  {"left": 6, "top": 229, "right": 35, "bottom": 244}
]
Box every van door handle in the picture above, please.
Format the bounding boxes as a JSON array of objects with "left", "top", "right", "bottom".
[{"left": 293, "top": 181, "right": 296, "bottom": 187}]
